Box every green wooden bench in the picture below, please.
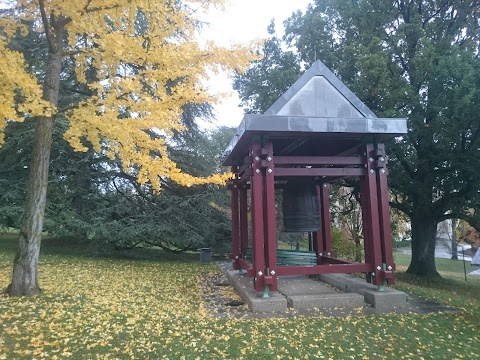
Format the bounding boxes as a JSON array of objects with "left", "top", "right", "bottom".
[{"left": 245, "top": 248, "right": 317, "bottom": 266}]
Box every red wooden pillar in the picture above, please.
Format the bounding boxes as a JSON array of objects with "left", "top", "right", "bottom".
[
  {"left": 313, "top": 185, "right": 324, "bottom": 263},
  {"left": 239, "top": 186, "right": 249, "bottom": 260},
  {"left": 262, "top": 142, "right": 277, "bottom": 291},
  {"left": 360, "top": 177, "right": 373, "bottom": 280},
  {"left": 375, "top": 143, "right": 395, "bottom": 284},
  {"left": 362, "top": 144, "right": 384, "bottom": 286},
  {"left": 320, "top": 183, "right": 332, "bottom": 255},
  {"left": 250, "top": 143, "right": 266, "bottom": 292},
  {"left": 230, "top": 180, "right": 240, "bottom": 270}
]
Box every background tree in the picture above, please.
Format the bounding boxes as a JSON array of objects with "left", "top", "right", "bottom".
[
  {"left": 235, "top": 0, "right": 480, "bottom": 276},
  {"left": 233, "top": 20, "right": 301, "bottom": 114},
  {"left": 458, "top": 220, "right": 480, "bottom": 249},
  {"left": 0, "top": 20, "right": 232, "bottom": 257},
  {"left": 83, "top": 125, "right": 234, "bottom": 254},
  {"left": 330, "top": 186, "right": 363, "bottom": 262},
  {"left": 0, "top": 0, "right": 254, "bottom": 296},
  {"left": 285, "top": 0, "right": 480, "bottom": 276}
]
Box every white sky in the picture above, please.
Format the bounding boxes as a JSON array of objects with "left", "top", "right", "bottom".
[{"left": 198, "top": 0, "right": 312, "bottom": 128}]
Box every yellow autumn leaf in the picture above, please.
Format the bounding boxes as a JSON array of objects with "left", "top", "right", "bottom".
[{"left": 0, "top": 0, "right": 259, "bottom": 189}]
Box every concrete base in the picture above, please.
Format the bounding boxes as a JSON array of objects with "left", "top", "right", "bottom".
[
  {"left": 227, "top": 272, "right": 369, "bottom": 314},
  {"left": 219, "top": 262, "right": 450, "bottom": 316},
  {"left": 277, "top": 276, "right": 364, "bottom": 314},
  {"left": 287, "top": 293, "right": 365, "bottom": 313},
  {"left": 226, "top": 271, "right": 287, "bottom": 313},
  {"left": 317, "top": 274, "right": 408, "bottom": 311},
  {"left": 277, "top": 276, "right": 337, "bottom": 296}
]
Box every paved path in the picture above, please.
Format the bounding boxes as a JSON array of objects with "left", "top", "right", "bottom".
[
  {"left": 397, "top": 245, "right": 473, "bottom": 262},
  {"left": 469, "top": 268, "right": 480, "bottom": 276}
]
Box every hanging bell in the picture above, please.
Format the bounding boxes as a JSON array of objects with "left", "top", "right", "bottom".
[{"left": 282, "top": 180, "right": 321, "bottom": 232}]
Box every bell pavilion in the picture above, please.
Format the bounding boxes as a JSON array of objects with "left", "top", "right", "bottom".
[{"left": 223, "top": 61, "right": 407, "bottom": 297}]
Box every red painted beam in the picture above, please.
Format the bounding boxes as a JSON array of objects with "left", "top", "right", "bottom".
[
  {"left": 376, "top": 143, "right": 395, "bottom": 285},
  {"left": 236, "top": 156, "right": 253, "bottom": 175},
  {"left": 238, "top": 258, "right": 253, "bottom": 274},
  {"left": 239, "top": 168, "right": 252, "bottom": 184},
  {"left": 335, "top": 145, "right": 363, "bottom": 157},
  {"left": 320, "top": 184, "right": 332, "bottom": 254},
  {"left": 275, "top": 263, "right": 372, "bottom": 276},
  {"left": 360, "top": 176, "right": 372, "bottom": 269},
  {"left": 250, "top": 143, "right": 266, "bottom": 292},
  {"left": 380, "top": 270, "right": 394, "bottom": 280},
  {"left": 263, "top": 142, "right": 278, "bottom": 291},
  {"left": 275, "top": 168, "right": 365, "bottom": 177},
  {"left": 274, "top": 156, "right": 363, "bottom": 166},
  {"left": 320, "top": 256, "right": 357, "bottom": 265},
  {"left": 313, "top": 184, "right": 324, "bottom": 259},
  {"left": 362, "top": 144, "right": 384, "bottom": 286},
  {"left": 231, "top": 184, "right": 240, "bottom": 270},
  {"left": 239, "top": 162, "right": 250, "bottom": 175},
  {"left": 239, "top": 187, "right": 249, "bottom": 257}
]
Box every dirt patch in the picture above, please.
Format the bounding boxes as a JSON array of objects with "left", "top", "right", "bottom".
[{"left": 198, "top": 263, "right": 252, "bottom": 318}]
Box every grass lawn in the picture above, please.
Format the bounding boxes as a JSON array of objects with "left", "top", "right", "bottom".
[
  {"left": 394, "top": 252, "right": 475, "bottom": 275},
  {"left": 1, "top": 236, "right": 480, "bottom": 359}
]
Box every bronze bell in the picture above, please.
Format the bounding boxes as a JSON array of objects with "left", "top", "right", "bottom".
[{"left": 282, "top": 180, "right": 321, "bottom": 232}]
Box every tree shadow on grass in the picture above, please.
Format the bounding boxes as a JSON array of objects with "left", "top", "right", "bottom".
[
  {"left": 1, "top": 233, "right": 204, "bottom": 263},
  {"left": 395, "top": 271, "right": 480, "bottom": 319}
]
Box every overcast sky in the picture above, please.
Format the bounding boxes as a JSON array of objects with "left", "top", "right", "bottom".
[{"left": 199, "top": 0, "right": 312, "bottom": 128}]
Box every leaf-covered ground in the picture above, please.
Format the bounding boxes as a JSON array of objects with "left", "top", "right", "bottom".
[{"left": 1, "top": 242, "right": 480, "bottom": 359}]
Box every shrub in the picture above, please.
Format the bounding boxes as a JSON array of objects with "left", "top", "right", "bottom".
[{"left": 331, "top": 227, "right": 363, "bottom": 261}]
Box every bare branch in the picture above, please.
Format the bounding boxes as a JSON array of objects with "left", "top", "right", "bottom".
[
  {"left": 81, "top": 2, "right": 123, "bottom": 15},
  {"left": 38, "top": 0, "right": 54, "bottom": 52}
]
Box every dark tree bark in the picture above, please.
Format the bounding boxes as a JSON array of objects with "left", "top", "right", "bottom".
[
  {"left": 406, "top": 214, "right": 439, "bottom": 277},
  {"left": 7, "top": 12, "right": 66, "bottom": 296},
  {"left": 353, "top": 234, "right": 362, "bottom": 263}
]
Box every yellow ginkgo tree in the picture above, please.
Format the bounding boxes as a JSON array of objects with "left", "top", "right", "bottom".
[{"left": 0, "top": 0, "right": 254, "bottom": 296}]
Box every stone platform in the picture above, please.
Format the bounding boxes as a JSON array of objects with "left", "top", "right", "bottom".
[{"left": 226, "top": 270, "right": 409, "bottom": 315}]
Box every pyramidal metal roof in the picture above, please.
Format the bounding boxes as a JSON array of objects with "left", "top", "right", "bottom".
[
  {"left": 222, "top": 60, "right": 407, "bottom": 166},
  {"left": 264, "top": 60, "right": 377, "bottom": 119}
]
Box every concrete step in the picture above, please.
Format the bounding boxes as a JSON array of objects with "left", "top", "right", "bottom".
[
  {"left": 277, "top": 276, "right": 364, "bottom": 314},
  {"left": 226, "top": 270, "right": 287, "bottom": 313},
  {"left": 316, "top": 273, "right": 408, "bottom": 311}
]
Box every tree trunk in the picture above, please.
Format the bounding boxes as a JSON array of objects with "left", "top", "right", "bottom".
[
  {"left": 406, "top": 215, "right": 440, "bottom": 277},
  {"left": 7, "top": 15, "right": 65, "bottom": 296},
  {"left": 353, "top": 235, "right": 362, "bottom": 262},
  {"left": 451, "top": 219, "right": 458, "bottom": 260}
]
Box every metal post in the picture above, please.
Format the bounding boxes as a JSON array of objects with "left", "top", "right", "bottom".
[
  {"left": 263, "top": 285, "right": 270, "bottom": 298},
  {"left": 459, "top": 244, "right": 467, "bottom": 282}
]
